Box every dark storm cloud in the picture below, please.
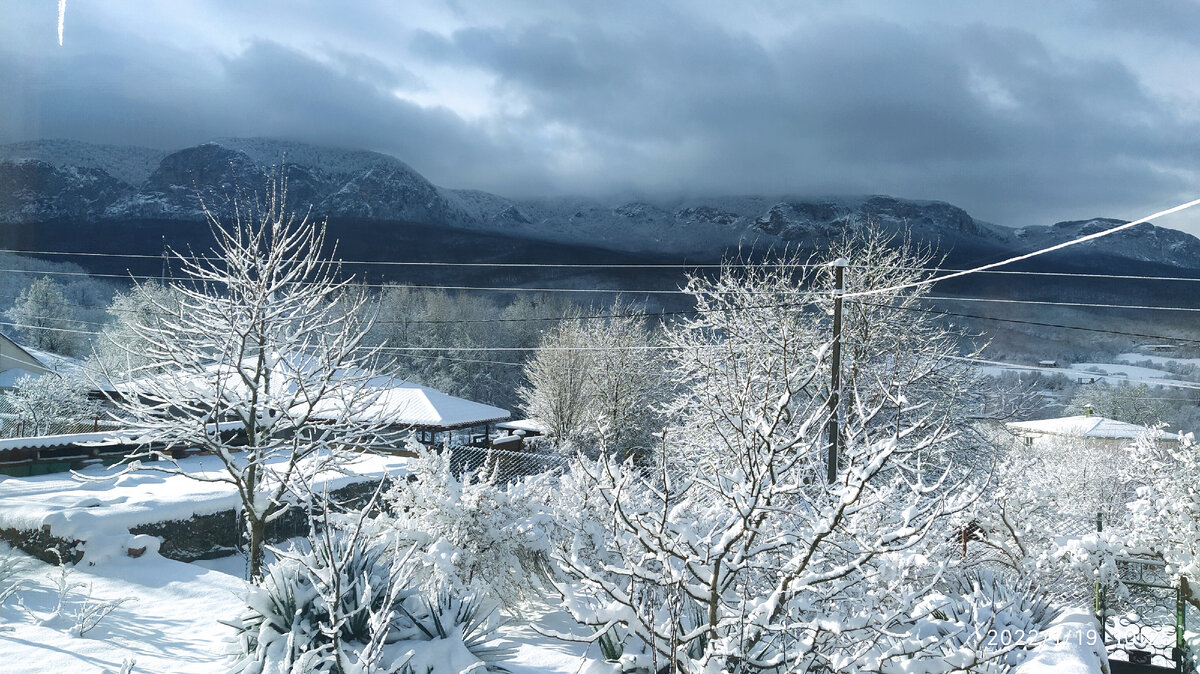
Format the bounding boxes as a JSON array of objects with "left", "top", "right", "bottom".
[
  {"left": 2, "top": 1, "right": 1199, "bottom": 230},
  {"left": 411, "top": 13, "right": 1200, "bottom": 225}
]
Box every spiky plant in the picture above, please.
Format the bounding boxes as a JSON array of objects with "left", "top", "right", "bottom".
[{"left": 401, "top": 590, "right": 515, "bottom": 672}]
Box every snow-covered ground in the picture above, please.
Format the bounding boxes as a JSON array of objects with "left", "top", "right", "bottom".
[
  {"left": 0, "top": 543, "right": 593, "bottom": 674},
  {"left": 975, "top": 359, "right": 1198, "bottom": 388},
  {"left": 1, "top": 538, "right": 1110, "bottom": 674},
  {"left": 0, "top": 453, "right": 602, "bottom": 673},
  {"left": 1115, "top": 352, "right": 1200, "bottom": 368},
  {"left": 0, "top": 544, "right": 246, "bottom": 673},
  {"left": 0, "top": 452, "right": 409, "bottom": 545}
]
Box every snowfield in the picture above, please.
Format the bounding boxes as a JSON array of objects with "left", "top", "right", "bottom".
[
  {"left": 974, "top": 359, "right": 1199, "bottom": 388},
  {"left": 0, "top": 545, "right": 246, "bottom": 673}
]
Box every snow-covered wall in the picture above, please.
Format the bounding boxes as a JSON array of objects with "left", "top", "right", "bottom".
[
  {"left": 1014, "top": 610, "right": 1108, "bottom": 674},
  {"left": 0, "top": 453, "right": 408, "bottom": 563}
]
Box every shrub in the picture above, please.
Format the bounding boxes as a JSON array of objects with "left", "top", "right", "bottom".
[
  {"left": 384, "top": 445, "right": 554, "bottom": 608},
  {"left": 228, "top": 525, "right": 512, "bottom": 674},
  {"left": 900, "top": 571, "right": 1064, "bottom": 672}
]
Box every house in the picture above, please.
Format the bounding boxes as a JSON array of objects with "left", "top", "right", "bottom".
[
  {"left": 0, "top": 331, "right": 53, "bottom": 388},
  {"left": 108, "top": 355, "right": 512, "bottom": 452},
  {"left": 1037, "top": 360, "right": 1059, "bottom": 369},
  {"left": 1006, "top": 413, "right": 1177, "bottom": 449}
]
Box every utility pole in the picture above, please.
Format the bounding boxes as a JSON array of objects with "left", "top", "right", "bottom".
[{"left": 827, "top": 258, "right": 847, "bottom": 484}]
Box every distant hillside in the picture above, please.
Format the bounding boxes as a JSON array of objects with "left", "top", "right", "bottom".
[{"left": 3, "top": 137, "right": 1200, "bottom": 273}]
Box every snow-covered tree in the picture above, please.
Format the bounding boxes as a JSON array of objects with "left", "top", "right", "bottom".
[
  {"left": 547, "top": 235, "right": 978, "bottom": 672},
  {"left": 8, "top": 276, "right": 84, "bottom": 355},
  {"left": 1128, "top": 431, "right": 1200, "bottom": 611},
  {"left": 517, "top": 310, "right": 591, "bottom": 445},
  {"left": 1067, "top": 381, "right": 1173, "bottom": 428},
  {"left": 1, "top": 374, "right": 99, "bottom": 438},
  {"left": 518, "top": 305, "right": 664, "bottom": 455},
  {"left": 366, "top": 285, "right": 578, "bottom": 411},
  {"left": 89, "top": 280, "right": 182, "bottom": 378},
  {"left": 101, "top": 176, "right": 388, "bottom": 580}
]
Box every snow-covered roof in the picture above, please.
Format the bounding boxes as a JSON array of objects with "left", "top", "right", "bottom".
[
  {"left": 0, "top": 331, "right": 53, "bottom": 386},
  {"left": 106, "top": 352, "right": 510, "bottom": 431},
  {"left": 0, "top": 429, "right": 126, "bottom": 452},
  {"left": 0, "top": 366, "right": 48, "bottom": 388},
  {"left": 21, "top": 346, "right": 84, "bottom": 377},
  {"left": 1006, "top": 415, "right": 1178, "bottom": 441},
  {"left": 322, "top": 381, "right": 510, "bottom": 430},
  {"left": 0, "top": 421, "right": 244, "bottom": 452},
  {"left": 497, "top": 419, "right": 546, "bottom": 434}
]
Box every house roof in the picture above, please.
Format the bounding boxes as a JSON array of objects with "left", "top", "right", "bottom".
[
  {"left": 108, "top": 352, "right": 510, "bottom": 431},
  {"left": 0, "top": 332, "right": 52, "bottom": 386},
  {"left": 332, "top": 382, "right": 510, "bottom": 430},
  {"left": 496, "top": 419, "right": 545, "bottom": 434},
  {"left": 1006, "top": 415, "right": 1178, "bottom": 441}
]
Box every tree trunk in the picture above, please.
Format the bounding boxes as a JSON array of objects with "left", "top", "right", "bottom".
[{"left": 247, "top": 515, "right": 266, "bottom": 582}]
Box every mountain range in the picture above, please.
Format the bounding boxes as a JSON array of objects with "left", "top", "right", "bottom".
[{"left": 2, "top": 137, "right": 1200, "bottom": 274}]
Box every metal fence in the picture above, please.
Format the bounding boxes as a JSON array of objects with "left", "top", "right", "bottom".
[
  {"left": 961, "top": 509, "right": 1099, "bottom": 607},
  {"left": 445, "top": 443, "right": 573, "bottom": 484},
  {"left": 0, "top": 397, "right": 123, "bottom": 439}
]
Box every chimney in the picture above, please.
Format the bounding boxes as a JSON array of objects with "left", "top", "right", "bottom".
[{"left": 1084, "top": 403, "right": 1093, "bottom": 418}]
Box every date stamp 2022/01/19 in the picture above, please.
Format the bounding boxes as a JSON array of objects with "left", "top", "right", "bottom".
[{"left": 981, "top": 626, "right": 1110, "bottom": 649}]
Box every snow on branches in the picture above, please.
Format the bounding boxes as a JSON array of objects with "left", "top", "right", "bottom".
[
  {"left": 546, "top": 230, "right": 980, "bottom": 672},
  {"left": 99, "top": 174, "right": 390, "bottom": 580}
]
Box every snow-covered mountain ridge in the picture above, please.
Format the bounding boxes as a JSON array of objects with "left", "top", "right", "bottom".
[{"left": 3, "top": 137, "right": 1200, "bottom": 269}]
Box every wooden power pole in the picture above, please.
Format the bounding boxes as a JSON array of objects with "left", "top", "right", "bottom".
[{"left": 827, "top": 258, "right": 847, "bottom": 484}]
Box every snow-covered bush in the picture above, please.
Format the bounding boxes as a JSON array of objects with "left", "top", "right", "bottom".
[
  {"left": 1127, "top": 431, "right": 1200, "bottom": 612},
  {"left": 0, "top": 547, "right": 27, "bottom": 606},
  {"left": 0, "top": 547, "right": 28, "bottom": 633},
  {"left": 228, "top": 522, "right": 513, "bottom": 674},
  {"left": 383, "top": 445, "right": 554, "bottom": 608},
  {"left": 901, "top": 572, "right": 1063, "bottom": 672},
  {"left": 14, "top": 549, "right": 135, "bottom": 639},
  {"left": 963, "top": 427, "right": 1137, "bottom": 595},
  {"left": 1, "top": 373, "right": 100, "bottom": 438}
]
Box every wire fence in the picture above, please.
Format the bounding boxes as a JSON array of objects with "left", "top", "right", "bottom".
[
  {"left": 0, "top": 408, "right": 123, "bottom": 440},
  {"left": 960, "top": 509, "right": 1099, "bottom": 608},
  {"left": 445, "top": 442, "right": 573, "bottom": 484}
]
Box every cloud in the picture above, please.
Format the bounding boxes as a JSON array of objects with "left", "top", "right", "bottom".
[{"left": 2, "top": 1, "right": 1199, "bottom": 232}]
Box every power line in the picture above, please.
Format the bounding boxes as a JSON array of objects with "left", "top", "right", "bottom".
[
  {"left": 0, "top": 248, "right": 788, "bottom": 270},
  {"left": 0, "top": 320, "right": 100, "bottom": 336},
  {"left": 0, "top": 266, "right": 695, "bottom": 294},
  {"left": 7, "top": 246, "right": 1200, "bottom": 282},
  {"left": 922, "top": 295, "right": 1200, "bottom": 314},
  {"left": 849, "top": 299, "right": 1200, "bottom": 346},
  {"left": 844, "top": 196, "right": 1200, "bottom": 299}
]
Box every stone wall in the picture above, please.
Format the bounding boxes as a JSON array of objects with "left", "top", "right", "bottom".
[{"left": 4, "top": 480, "right": 384, "bottom": 564}]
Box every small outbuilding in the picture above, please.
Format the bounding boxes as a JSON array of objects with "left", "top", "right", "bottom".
[{"left": 334, "top": 378, "right": 511, "bottom": 448}]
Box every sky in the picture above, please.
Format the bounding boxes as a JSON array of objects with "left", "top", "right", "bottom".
[{"left": 3, "top": 1, "right": 1200, "bottom": 234}]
